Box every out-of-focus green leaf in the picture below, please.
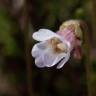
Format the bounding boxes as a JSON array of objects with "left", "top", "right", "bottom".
[{"left": 0, "top": 8, "right": 19, "bottom": 56}]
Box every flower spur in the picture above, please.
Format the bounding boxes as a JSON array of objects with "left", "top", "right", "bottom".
[{"left": 31, "top": 20, "right": 83, "bottom": 69}]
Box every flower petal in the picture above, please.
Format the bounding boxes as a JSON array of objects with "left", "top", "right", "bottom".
[
  {"left": 32, "top": 41, "right": 67, "bottom": 68},
  {"left": 32, "top": 29, "right": 60, "bottom": 41},
  {"left": 32, "top": 32, "right": 71, "bottom": 69},
  {"left": 35, "top": 56, "right": 45, "bottom": 68},
  {"left": 43, "top": 51, "right": 67, "bottom": 67},
  {"left": 31, "top": 41, "right": 46, "bottom": 57},
  {"left": 46, "top": 53, "right": 67, "bottom": 67},
  {"left": 42, "top": 41, "right": 70, "bottom": 67},
  {"left": 56, "top": 52, "right": 70, "bottom": 69}
]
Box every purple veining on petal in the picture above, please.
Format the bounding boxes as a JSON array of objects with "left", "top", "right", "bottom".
[{"left": 57, "top": 25, "right": 76, "bottom": 50}]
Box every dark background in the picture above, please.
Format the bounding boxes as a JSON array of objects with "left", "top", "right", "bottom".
[{"left": 0, "top": 0, "right": 96, "bottom": 96}]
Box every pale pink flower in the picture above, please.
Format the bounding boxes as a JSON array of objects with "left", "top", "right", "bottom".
[{"left": 31, "top": 20, "right": 82, "bottom": 69}]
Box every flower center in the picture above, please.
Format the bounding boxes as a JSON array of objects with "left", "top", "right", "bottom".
[{"left": 47, "top": 37, "right": 68, "bottom": 53}]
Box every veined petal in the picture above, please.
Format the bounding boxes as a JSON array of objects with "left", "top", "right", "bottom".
[
  {"left": 32, "top": 29, "right": 60, "bottom": 41},
  {"left": 42, "top": 40, "right": 71, "bottom": 67},
  {"left": 32, "top": 41, "right": 67, "bottom": 68},
  {"left": 56, "top": 52, "right": 70, "bottom": 69},
  {"left": 61, "top": 40, "right": 71, "bottom": 51},
  {"left": 45, "top": 53, "right": 67, "bottom": 67},
  {"left": 43, "top": 51, "right": 67, "bottom": 67}
]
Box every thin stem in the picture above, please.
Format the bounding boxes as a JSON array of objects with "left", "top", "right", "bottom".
[
  {"left": 23, "top": 0, "right": 33, "bottom": 96},
  {"left": 82, "top": 22, "right": 93, "bottom": 96}
]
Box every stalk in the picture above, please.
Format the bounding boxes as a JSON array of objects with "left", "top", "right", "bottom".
[
  {"left": 24, "top": 0, "right": 33, "bottom": 96},
  {"left": 82, "top": 22, "right": 93, "bottom": 96}
]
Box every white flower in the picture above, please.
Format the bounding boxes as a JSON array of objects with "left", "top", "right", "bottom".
[{"left": 31, "top": 29, "right": 71, "bottom": 69}]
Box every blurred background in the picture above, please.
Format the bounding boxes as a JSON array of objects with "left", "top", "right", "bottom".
[{"left": 0, "top": 0, "right": 96, "bottom": 96}]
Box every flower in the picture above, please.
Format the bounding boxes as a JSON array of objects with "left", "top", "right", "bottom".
[{"left": 31, "top": 20, "right": 83, "bottom": 69}]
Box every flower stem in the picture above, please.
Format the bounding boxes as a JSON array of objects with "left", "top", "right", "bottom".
[
  {"left": 23, "top": 0, "right": 33, "bottom": 96},
  {"left": 82, "top": 22, "right": 93, "bottom": 96}
]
